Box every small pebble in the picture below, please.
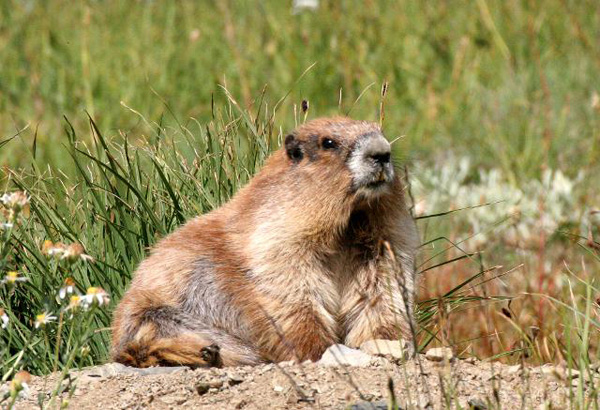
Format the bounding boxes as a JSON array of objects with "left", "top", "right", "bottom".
[
  {"left": 195, "top": 382, "right": 210, "bottom": 396},
  {"left": 318, "top": 344, "right": 374, "bottom": 367},
  {"left": 228, "top": 375, "right": 245, "bottom": 386},
  {"left": 349, "top": 400, "right": 390, "bottom": 410},
  {"left": 468, "top": 398, "right": 488, "bottom": 410},
  {"left": 425, "top": 347, "right": 454, "bottom": 362}
]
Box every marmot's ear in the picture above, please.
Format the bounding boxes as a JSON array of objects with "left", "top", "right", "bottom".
[{"left": 285, "top": 134, "right": 304, "bottom": 163}]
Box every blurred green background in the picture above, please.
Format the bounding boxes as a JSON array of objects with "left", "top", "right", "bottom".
[{"left": 1, "top": 0, "right": 598, "bottom": 182}]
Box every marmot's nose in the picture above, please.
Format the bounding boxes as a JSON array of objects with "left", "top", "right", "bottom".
[
  {"left": 371, "top": 152, "right": 391, "bottom": 165},
  {"left": 364, "top": 136, "right": 391, "bottom": 165}
]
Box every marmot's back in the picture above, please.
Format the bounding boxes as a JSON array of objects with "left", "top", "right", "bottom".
[{"left": 111, "top": 117, "right": 419, "bottom": 367}]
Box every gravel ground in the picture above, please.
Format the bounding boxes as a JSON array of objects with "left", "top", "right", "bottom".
[{"left": 10, "top": 344, "right": 598, "bottom": 409}]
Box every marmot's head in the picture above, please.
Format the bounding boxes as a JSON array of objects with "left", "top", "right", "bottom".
[{"left": 283, "top": 117, "right": 395, "bottom": 199}]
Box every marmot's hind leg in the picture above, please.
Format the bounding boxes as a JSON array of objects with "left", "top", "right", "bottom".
[
  {"left": 113, "top": 309, "right": 264, "bottom": 368},
  {"left": 114, "top": 324, "right": 223, "bottom": 368}
]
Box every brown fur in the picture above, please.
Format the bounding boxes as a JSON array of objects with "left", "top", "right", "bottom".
[{"left": 112, "top": 117, "right": 419, "bottom": 367}]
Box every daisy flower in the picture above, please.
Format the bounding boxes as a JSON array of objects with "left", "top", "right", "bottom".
[
  {"left": 2, "top": 271, "right": 28, "bottom": 286},
  {"left": 63, "top": 295, "right": 83, "bottom": 318},
  {"left": 82, "top": 287, "right": 109, "bottom": 308},
  {"left": 66, "top": 295, "right": 82, "bottom": 310},
  {"left": 58, "top": 277, "right": 77, "bottom": 300},
  {"left": 42, "top": 240, "right": 66, "bottom": 257},
  {"left": 42, "top": 241, "right": 94, "bottom": 263},
  {"left": 34, "top": 312, "right": 57, "bottom": 329},
  {"left": 62, "top": 243, "right": 94, "bottom": 263}
]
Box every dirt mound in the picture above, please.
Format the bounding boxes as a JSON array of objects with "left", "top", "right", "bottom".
[{"left": 13, "top": 346, "right": 592, "bottom": 409}]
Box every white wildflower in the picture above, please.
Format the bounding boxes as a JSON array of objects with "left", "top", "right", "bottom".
[
  {"left": 0, "top": 308, "right": 8, "bottom": 329},
  {"left": 82, "top": 287, "right": 109, "bottom": 308},
  {"left": 62, "top": 243, "right": 94, "bottom": 263},
  {"left": 2, "top": 271, "right": 28, "bottom": 286},
  {"left": 34, "top": 312, "right": 57, "bottom": 329},
  {"left": 59, "top": 278, "right": 77, "bottom": 300},
  {"left": 42, "top": 241, "right": 94, "bottom": 263},
  {"left": 413, "top": 155, "right": 583, "bottom": 251},
  {"left": 42, "top": 240, "right": 66, "bottom": 257}
]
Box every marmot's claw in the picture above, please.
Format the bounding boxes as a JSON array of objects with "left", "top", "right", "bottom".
[{"left": 200, "top": 344, "right": 222, "bottom": 367}]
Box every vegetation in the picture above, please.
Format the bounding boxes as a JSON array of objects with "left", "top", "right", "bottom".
[
  {"left": 0, "top": 0, "right": 599, "bottom": 407},
  {"left": 2, "top": 1, "right": 599, "bottom": 180}
]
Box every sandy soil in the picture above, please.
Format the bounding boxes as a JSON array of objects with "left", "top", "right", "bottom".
[{"left": 10, "top": 347, "right": 597, "bottom": 409}]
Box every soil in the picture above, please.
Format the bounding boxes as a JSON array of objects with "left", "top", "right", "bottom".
[{"left": 11, "top": 348, "right": 595, "bottom": 409}]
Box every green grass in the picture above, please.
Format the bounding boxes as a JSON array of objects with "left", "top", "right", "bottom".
[{"left": 1, "top": 101, "right": 275, "bottom": 376}]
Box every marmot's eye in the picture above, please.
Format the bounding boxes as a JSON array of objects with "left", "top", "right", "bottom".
[{"left": 322, "top": 138, "right": 338, "bottom": 150}]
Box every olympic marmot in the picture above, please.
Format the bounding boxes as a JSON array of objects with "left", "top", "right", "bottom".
[{"left": 111, "top": 117, "right": 419, "bottom": 367}]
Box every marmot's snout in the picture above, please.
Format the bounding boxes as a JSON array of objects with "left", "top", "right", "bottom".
[{"left": 348, "top": 133, "right": 394, "bottom": 194}]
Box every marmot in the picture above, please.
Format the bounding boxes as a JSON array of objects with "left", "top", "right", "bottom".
[{"left": 111, "top": 117, "right": 419, "bottom": 367}]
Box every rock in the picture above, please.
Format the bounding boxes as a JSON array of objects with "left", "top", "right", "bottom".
[
  {"left": 360, "top": 339, "right": 412, "bottom": 360},
  {"left": 349, "top": 400, "right": 390, "bottom": 410},
  {"left": 195, "top": 382, "right": 211, "bottom": 395},
  {"left": 119, "top": 392, "right": 134, "bottom": 402},
  {"left": 540, "top": 365, "right": 565, "bottom": 380},
  {"left": 318, "top": 344, "right": 374, "bottom": 367},
  {"left": 425, "top": 347, "right": 454, "bottom": 362},
  {"left": 468, "top": 398, "right": 488, "bottom": 409},
  {"left": 463, "top": 357, "right": 477, "bottom": 365},
  {"left": 208, "top": 379, "right": 224, "bottom": 389},
  {"left": 227, "top": 374, "right": 245, "bottom": 386},
  {"left": 506, "top": 364, "right": 522, "bottom": 375},
  {"left": 161, "top": 395, "right": 187, "bottom": 405}
]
